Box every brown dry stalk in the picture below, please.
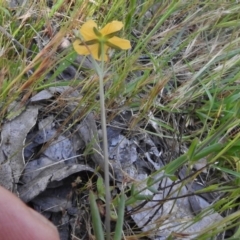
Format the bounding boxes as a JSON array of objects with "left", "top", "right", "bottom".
[
  {"left": 20, "top": 57, "right": 54, "bottom": 91},
  {"left": 0, "top": 68, "right": 7, "bottom": 89}
]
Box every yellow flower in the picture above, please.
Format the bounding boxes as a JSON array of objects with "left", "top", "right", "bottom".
[{"left": 73, "top": 20, "right": 131, "bottom": 61}]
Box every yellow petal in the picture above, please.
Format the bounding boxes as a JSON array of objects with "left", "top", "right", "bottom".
[
  {"left": 107, "top": 36, "right": 131, "bottom": 50},
  {"left": 73, "top": 39, "right": 109, "bottom": 61},
  {"left": 80, "top": 20, "right": 98, "bottom": 41},
  {"left": 73, "top": 39, "right": 90, "bottom": 55},
  {"left": 100, "top": 21, "right": 123, "bottom": 36}
]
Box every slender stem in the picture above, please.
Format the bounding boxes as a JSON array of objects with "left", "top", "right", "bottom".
[{"left": 98, "top": 43, "right": 111, "bottom": 240}]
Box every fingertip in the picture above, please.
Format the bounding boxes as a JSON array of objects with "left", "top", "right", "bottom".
[{"left": 0, "top": 186, "right": 60, "bottom": 240}]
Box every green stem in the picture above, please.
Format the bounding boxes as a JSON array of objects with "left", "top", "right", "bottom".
[{"left": 99, "top": 42, "right": 111, "bottom": 240}]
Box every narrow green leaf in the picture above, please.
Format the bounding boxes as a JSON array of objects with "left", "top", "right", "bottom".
[
  {"left": 49, "top": 0, "right": 65, "bottom": 17},
  {"left": 187, "top": 138, "right": 198, "bottom": 161},
  {"left": 213, "top": 165, "right": 240, "bottom": 178},
  {"left": 113, "top": 191, "right": 125, "bottom": 240},
  {"left": 165, "top": 154, "right": 187, "bottom": 175},
  {"left": 125, "top": 0, "right": 137, "bottom": 29},
  {"left": 193, "top": 143, "right": 223, "bottom": 161},
  {"left": 147, "top": 177, "right": 158, "bottom": 193},
  {"left": 97, "top": 177, "right": 106, "bottom": 200},
  {"left": 126, "top": 196, "right": 138, "bottom": 205},
  {"left": 135, "top": 194, "right": 153, "bottom": 201},
  {"left": 0, "top": 6, "right": 10, "bottom": 16},
  {"left": 89, "top": 191, "right": 104, "bottom": 240}
]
